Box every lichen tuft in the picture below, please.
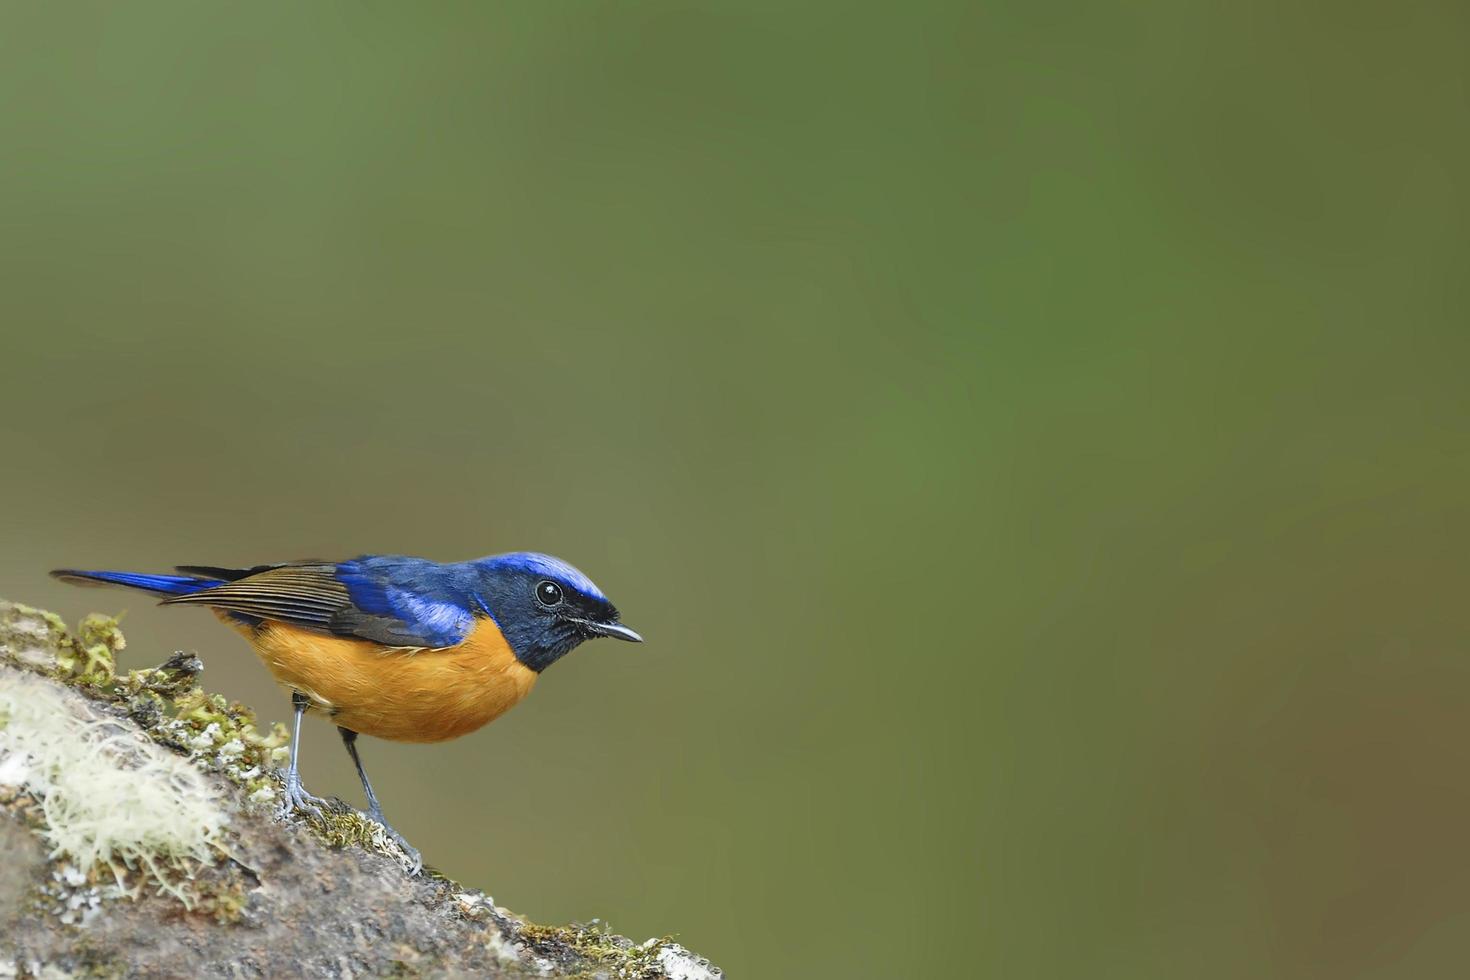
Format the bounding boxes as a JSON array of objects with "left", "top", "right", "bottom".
[{"left": 0, "top": 671, "right": 228, "bottom": 907}]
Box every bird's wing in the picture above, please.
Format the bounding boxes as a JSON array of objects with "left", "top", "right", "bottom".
[{"left": 162, "top": 558, "right": 475, "bottom": 649}]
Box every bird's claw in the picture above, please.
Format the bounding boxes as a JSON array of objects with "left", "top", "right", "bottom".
[{"left": 276, "top": 770, "right": 329, "bottom": 823}]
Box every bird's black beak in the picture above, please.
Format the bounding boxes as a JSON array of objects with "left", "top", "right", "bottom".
[{"left": 583, "top": 620, "right": 643, "bottom": 643}]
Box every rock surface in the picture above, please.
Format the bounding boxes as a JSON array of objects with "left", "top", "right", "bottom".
[{"left": 0, "top": 601, "right": 722, "bottom": 980}]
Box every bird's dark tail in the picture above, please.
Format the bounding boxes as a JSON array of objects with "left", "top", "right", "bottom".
[{"left": 50, "top": 569, "right": 223, "bottom": 597}]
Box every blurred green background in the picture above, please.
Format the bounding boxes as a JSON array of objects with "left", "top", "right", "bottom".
[{"left": 1, "top": 2, "right": 1466, "bottom": 977}]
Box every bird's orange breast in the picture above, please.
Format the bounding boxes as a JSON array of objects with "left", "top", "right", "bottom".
[{"left": 221, "top": 614, "right": 538, "bottom": 742}]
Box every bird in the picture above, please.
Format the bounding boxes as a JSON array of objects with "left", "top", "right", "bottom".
[{"left": 51, "top": 552, "right": 642, "bottom": 871}]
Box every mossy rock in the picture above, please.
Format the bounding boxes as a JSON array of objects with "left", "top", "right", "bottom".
[{"left": 0, "top": 601, "right": 721, "bottom": 980}]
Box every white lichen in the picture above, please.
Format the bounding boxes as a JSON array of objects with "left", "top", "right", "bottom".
[
  {"left": 37, "top": 865, "right": 109, "bottom": 927},
  {"left": 657, "top": 944, "right": 724, "bottom": 980},
  {"left": 484, "top": 928, "right": 521, "bottom": 964},
  {"left": 187, "top": 722, "right": 222, "bottom": 752},
  {"left": 0, "top": 669, "right": 228, "bottom": 902}
]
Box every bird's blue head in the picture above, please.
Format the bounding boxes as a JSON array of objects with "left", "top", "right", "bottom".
[{"left": 469, "top": 552, "right": 642, "bottom": 672}]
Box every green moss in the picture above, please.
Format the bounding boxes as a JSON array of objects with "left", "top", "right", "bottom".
[
  {"left": 60, "top": 934, "right": 131, "bottom": 978},
  {"left": 304, "top": 800, "right": 388, "bottom": 850},
  {"left": 1, "top": 602, "right": 104, "bottom": 682},
  {"left": 21, "top": 607, "right": 126, "bottom": 688},
  {"left": 190, "top": 877, "right": 249, "bottom": 925},
  {"left": 519, "top": 922, "right": 673, "bottom": 980},
  {"left": 6, "top": 602, "right": 70, "bottom": 638},
  {"left": 384, "top": 956, "right": 425, "bottom": 978},
  {"left": 73, "top": 612, "right": 125, "bottom": 685}
]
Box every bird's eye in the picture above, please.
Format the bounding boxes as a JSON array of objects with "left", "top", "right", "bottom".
[{"left": 535, "top": 580, "right": 564, "bottom": 607}]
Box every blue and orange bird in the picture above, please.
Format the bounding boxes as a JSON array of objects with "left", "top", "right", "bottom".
[{"left": 51, "top": 552, "right": 641, "bottom": 870}]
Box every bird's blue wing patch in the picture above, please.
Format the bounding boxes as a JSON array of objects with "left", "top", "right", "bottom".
[{"left": 334, "top": 556, "right": 476, "bottom": 648}]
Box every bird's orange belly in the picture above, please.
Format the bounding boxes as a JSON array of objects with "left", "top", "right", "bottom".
[{"left": 222, "top": 615, "right": 538, "bottom": 742}]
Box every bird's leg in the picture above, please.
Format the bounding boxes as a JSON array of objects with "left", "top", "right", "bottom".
[
  {"left": 277, "top": 691, "right": 328, "bottom": 821},
  {"left": 338, "top": 726, "right": 423, "bottom": 874}
]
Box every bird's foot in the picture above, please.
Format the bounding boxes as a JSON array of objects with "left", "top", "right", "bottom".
[
  {"left": 363, "top": 808, "right": 422, "bottom": 875},
  {"left": 276, "top": 769, "right": 329, "bottom": 823}
]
